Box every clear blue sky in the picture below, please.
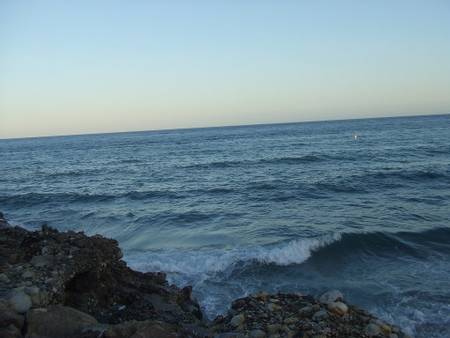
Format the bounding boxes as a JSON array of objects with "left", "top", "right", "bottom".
[{"left": 1, "top": 0, "right": 450, "bottom": 138}]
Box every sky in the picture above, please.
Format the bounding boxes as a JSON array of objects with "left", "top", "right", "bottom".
[{"left": 1, "top": 1, "right": 450, "bottom": 138}]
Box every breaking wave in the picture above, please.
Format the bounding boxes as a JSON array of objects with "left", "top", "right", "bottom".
[{"left": 125, "top": 227, "right": 450, "bottom": 277}]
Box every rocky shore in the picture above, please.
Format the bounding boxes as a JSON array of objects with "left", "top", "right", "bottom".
[{"left": 0, "top": 212, "right": 410, "bottom": 338}]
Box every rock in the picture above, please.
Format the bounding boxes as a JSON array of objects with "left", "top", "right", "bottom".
[
  {"left": 0, "top": 324, "right": 22, "bottom": 338},
  {"left": 298, "top": 305, "right": 314, "bottom": 317},
  {"left": 0, "top": 300, "right": 24, "bottom": 330},
  {"left": 214, "top": 333, "right": 243, "bottom": 338},
  {"left": 0, "top": 273, "right": 10, "bottom": 283},
  {"left": 256, "top": 291, "right": 269, "bottom": 300},
  {"left": 26, "top": 305, "right": 98, "bottom": 338},
  {"left": 284, "top": 317, "right": 297, "bottom": 324},
  {"left": 31, "top": 255, "right": 54, "bottom": 268},
  {"left": 327, "top": 301, "right": 348, "bottom": 315},
  {"left": 8, "top": 289, "right": 32, "bottom": 313},
  {"left": 24, "top": 286, "right": 44, "bottom": 306},
  {"left": 250, "top": 329, "right": 266, "bottom": 337},
  {"left": 267, "top": 302, "right": 281, "bottom": 311},
  {"left": 312, "top": 309, "right": 329, "bottom": 321},
  {"left": 0, "top": 212, "right": 9, "bottom": 228},
  {"left": 365, "top": 323, "right": 382, "bottom": 336},
  {"left": 230, "top": 314, "right": 245, "bottom": 328},
  {"left": 0, "top": 222, "right": 203, "bottom": 326},
  {"left": 369, "top": 319, "right": 393, "bottom": 335},
  {"left": 22, "top": 270, "right": 35, "bottom": 279},
  {"left": 102, "top": 320, "right": 179, "bottom": 338},
  {"left": 319, "top": 290, "right": 343, "bottom": 304},
  {"left": 267, "top": 323, "right": 281, "bottom": 334}
]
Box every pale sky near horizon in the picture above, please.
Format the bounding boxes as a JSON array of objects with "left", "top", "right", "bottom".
[{"left": 1, "top": 1, "right": 450, "bottom": 139}]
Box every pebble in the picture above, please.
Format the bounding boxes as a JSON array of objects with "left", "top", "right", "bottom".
[
  {"left": 312, "top": 309, "right": 329, "bottom": 321},
  {"left": 22, "top": 270, "right": 35, "bottom": 279},
  {"left": 365, "top": 323, "right": 382, "bottom": 337},
  {"left": 230, "top": 314, "right": 245, "bottom": 328},
  {"left": 266, "top": 324, "right": 281, "bottom": 334},
  {"left": 267, "top": 303, "right": 281, "bottom": 312},
  {"left": 298, "top": 305, "right": 314, "bottom": 316},
  {"left": 283, "top": 317, "right": 297, "bottom": 324}
]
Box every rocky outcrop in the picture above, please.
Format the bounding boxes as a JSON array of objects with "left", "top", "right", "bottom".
[
  {"left": 0, "top": 220, "right": 204, "bottom": 337},
  {"left": 0, "top": 213, "right": 408, "bottom": 338},
  {"left": 212, "top": 292, "right": 409, "bottom": 338}
]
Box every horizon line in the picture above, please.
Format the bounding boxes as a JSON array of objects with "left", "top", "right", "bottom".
[{"left": 1, "top": 111, "right": 449, "bottom": 141}]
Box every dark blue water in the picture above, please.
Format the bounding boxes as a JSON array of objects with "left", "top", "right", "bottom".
[{"left": 1, "top": 115, "right": 450, "bottom": 337}]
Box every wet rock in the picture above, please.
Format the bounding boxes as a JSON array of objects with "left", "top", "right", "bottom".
[
  {"left": 319, "top": 290, "right": 343, "bottom": 304},
  {"left": 26, "top": 305, "right": 98, "bottom": 338}
]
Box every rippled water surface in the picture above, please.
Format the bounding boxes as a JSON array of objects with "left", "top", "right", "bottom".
[{"left": 1, "top": 115, "right": 450, "bottom": 337}]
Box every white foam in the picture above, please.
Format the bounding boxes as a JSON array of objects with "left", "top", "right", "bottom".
[{"left": 125, "top": 233, "right": 341, "bottom": 277}]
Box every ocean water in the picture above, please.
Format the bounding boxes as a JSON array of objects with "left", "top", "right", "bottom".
[{"left": 1, "top": 114, "right": 450, "bottom": 337}]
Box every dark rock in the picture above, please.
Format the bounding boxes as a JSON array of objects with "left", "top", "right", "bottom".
[
  {"left": 0, "top": 223, "right": 202, "bottom": 327},
  {"left": 0, "top": 324, "right": 22, "bottom": 338},
  {"left": 0, "top": 300, "right": 24, "bottom": 332},
  {"left": 26, "top": 305, "right": 98, "bottom": 338},
  {"left": 0, "top": 212, "right": 10, "bottom": 228}
]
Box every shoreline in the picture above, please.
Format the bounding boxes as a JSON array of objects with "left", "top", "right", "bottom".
[{"left": 0, "top": 212, "right": 409, "bottom": 338}]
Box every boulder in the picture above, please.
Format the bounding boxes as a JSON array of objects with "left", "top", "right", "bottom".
[
  {"left": 9, "top": 289, "right": 32, "bottom": 314},
  {"left": 26, "top": 305, "right": 98, "bottom": 338},
  {"left": 327, "top": 301, "right": 348, "bottom": 315},
  {"left": 0, "top": 300, "right": 24, "bottom": 331},
  {"left": 102, "top": 320, "right": 178, "bottom": 338}
]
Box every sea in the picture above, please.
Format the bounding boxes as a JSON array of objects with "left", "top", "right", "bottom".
[{"left": 1, "top": 114, "right": 449, "bottom": 337}]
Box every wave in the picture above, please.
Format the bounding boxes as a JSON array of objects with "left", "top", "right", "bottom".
[
  {"left": 371, "top": 169, "right": 449, "bottom": 182},
  {"left": 260, "top": 155, "right": 326, "bottom": 165},
  {"left": 38, "top": 169, "right": 102, "bottom": 178},
  {"left": 182, "top": 154, "right": 326, "bottom": 169},
  {"left": 125, "top": 234, "right": 341, "bottom": 276},
  {"left": 125, "top": 227, "right": 450, "bottom": 277},
  {"left": 0, "top": 190, "right": 183, "bottom": 207}
]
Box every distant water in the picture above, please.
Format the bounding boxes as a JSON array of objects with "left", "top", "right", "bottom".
[{"left": 1, "top": 115, "right": 450, "bottom": 337}]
